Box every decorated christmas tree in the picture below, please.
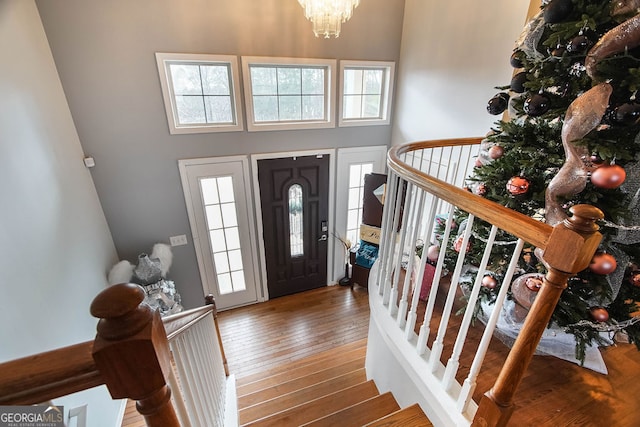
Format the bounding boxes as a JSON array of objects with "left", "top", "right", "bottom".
[{"left": 446, "top": 0, "right": 640, "bottom": 363}]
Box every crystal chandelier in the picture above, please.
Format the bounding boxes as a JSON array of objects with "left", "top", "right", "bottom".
[{"left": 298, "top": 0, "right": 360, "bottom": 38}]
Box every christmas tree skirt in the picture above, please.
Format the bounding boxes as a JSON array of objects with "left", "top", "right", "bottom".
[{"left": 479, "top": 298, "right": 611, "bottom": 374}]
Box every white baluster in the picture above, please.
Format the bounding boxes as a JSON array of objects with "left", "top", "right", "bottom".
[
  {"left": 428, "top": 214, "right": 475, "bottom": 372},
  {"left": 417, "top": 202, "right": 455, "bottom": 356},
  {"left": 457, "top": 238, "right": 525, "bottom": 413},
  {"left": 397, "top": 188, "right": 425, "bottom": 328},
  {"left": 388, "top": 181, "right": 415, "bottom": 315},
  {"left": 405, "top": 192, "right": 436, "bottom": 340},
  {"left": 168, "top": 312, "right": 228, "bottom": 427},
  {"left": 442, "top": 225, "right": 498, "bottom": 391}
]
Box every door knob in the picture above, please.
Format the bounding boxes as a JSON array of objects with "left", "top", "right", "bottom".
[{"left": 318, "top": 235, "right": 328, "bottom": 241}]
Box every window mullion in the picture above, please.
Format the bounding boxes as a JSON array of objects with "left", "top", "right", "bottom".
[{"left": 198, "top": 65, "right": 209, "bottom": 124}]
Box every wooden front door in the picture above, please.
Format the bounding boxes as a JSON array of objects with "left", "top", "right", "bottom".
[{"left": 258, "top": 155, "right": 330, "bottom": 298}]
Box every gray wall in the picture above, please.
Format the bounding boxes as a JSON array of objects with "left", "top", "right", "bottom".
[
  {"left": 0, "top": 1, "right": 122, "bottom": 424},
  {"left": 392, "top": 0, "right": 530, "bottom": 144},
  {"left": 36, "top": 0, "right": 406, "bottom": 308}
]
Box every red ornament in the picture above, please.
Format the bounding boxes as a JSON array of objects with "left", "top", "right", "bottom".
[
  {"left": 481, "top": 275, "right": 498, "bottom": 289},
  {"left": 525, "top": 276, "right": 543, "bottom": 292},
  {"left": 590, "top": 307, "right": 609, "bottom": 323},
  {"left": 488, "top": 145, "right": 504, "bottom": 159},
  {"left": 629, "top": 271, "right": 640, "bottom": 287},
  {"left": 589, "top": 253, "right": 617, "bottom": 275},
  {"left": 475, "top": 158, "right": 483, "bottom": 167},
  {"left": 506, "top": 176, "right": 530, "bottom": 196},
  {"left": 426, "top": 245, "right": 440, "bottom": 262},
  {"left": 590, "top": 164, "right": 626, "bottom": 189}
]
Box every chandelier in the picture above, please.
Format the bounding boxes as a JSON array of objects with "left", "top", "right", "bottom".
[{"left": 298, "top": 0, "right": 360, "bottom": 38}]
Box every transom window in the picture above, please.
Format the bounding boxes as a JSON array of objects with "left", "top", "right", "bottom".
[
  {"left": 156, "top": 53, "right": 244, "bottom": 134},
  {"left": 242, "top": 57, "right": 336, "bottom": 131},
  {"left": 339, "top": 60, "right": 395, "bottom": 127}
]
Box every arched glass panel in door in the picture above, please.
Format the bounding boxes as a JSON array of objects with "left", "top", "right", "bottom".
[{"left": 288, "top": 184, "right": 304, "bottom": 257}]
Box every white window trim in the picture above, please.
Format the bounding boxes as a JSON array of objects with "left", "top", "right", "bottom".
[
  {"left": 339, "top": 60, "right": 395, "bottom": 127},
  {"left": 241, "top": 56, "right": 337, "bottom": 132},
  {"left": 156, "top": 53, "right": 244, "bottom": 134}
]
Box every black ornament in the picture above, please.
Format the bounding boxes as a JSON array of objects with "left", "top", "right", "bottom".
[
  {"left": 550, "top": 45, "right": 566, "bottom": 58},
  {"left": 612, "top": 103, "right": 640, "bottom": 126},
  {"left": 543, "top": 0, "right": 573, "bottom": 23},
  {"left": 566, "top": 35, "right": 592, "bottom": 54},
  {"left": 523, "top": 94, "right": 550, "bottom": 116},
  {"left": 510, "top": 51, "right": 523, "bottom": 68},
  {"left": 510, "top": 72, "right": 527, "bottom": 94},
  {"left": 487, "top": 93, "right": 510, "bottom": 115}
]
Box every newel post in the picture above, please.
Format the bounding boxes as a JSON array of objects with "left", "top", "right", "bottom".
[
  {"left": 205, "top": 294, "right": 229, "bottom": 376},
  {"left": 90, "top": 284, "right": 180, "bottom": 427},
  {"left": 472, "top": 205, "right": 603, "bottom": 427}
]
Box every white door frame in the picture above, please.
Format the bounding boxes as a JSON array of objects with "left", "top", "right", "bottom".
[
  {"left": 178, "top": 155, "right": 261, "bottom": 309},
  {"left": 251, "top": 149, "right": 336, "bottom": 301}
]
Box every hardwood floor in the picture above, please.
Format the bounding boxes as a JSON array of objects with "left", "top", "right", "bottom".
[
  {"left": 217, "top": 284, "right": 370, "bottom": 381},
  {"left": 120, "top": 282, "right": 640, "bottom": 426},
  {"left": 407, "top": 278, "right": 640, "bottom": 427}
]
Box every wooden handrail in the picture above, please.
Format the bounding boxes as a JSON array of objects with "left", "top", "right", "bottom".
[
  {"left": 388, "top": 138, "right": 603, "bottom": 426},
  {"left": 0, "top": 341, "right": 104, "bottom": 405},
  {"left": 388, "top": 138, "right": 554, "bottom": 249},
  {"left": 163, "top": 304, "right": 214, "bottom": 340},
  {"left": 0, "top": 287, "right": 229, "bottom": 427},
  {"left": 162, "top": 294, "right": 230, "bottom": 376}
]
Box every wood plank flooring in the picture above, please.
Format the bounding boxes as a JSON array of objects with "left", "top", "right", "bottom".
[
  {"left": 408, "top": 277, "right": 640, "bottom": 427},
  {"left": 120, "top": 282, "right": 640, "bottom": 426},
  {"left": 217, "top": 284, "right": 370, "bottom": 381}
]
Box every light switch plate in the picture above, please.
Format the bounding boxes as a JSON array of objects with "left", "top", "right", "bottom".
[{"left": 169, "top": 235, "right": 188, "bottom": 246}]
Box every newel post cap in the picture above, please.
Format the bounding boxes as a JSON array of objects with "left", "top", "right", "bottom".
[{"left": 563, "top": 204, "right": 604, "bottom": 234}]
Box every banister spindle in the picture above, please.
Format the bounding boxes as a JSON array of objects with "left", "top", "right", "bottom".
[
  {"left": 205, "top": 294, "right": 229, "bottom": 376},
  {"left": 472, "top": 205, "right": 603, "bottom": 427},
  {"left": 90, "top": 283, "right": 180, "bottom": 427}
]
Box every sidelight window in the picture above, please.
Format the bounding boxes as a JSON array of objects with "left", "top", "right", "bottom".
[
  {"left": 200, "top": 176, "right": 246, "bottom": 295},
  {"left": 346, "top": 163, "right": 373, "bottom": 244}
]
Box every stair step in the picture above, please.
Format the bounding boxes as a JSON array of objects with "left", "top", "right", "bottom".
[
  {"left": 239, "top": 357, "right": 365, "bottom": 406},
  {"left": 239, "top": 368, "right": 368, "bottom": 425},
  {"left": 243, "top": 380, "right": 380, "bottom": 427},
  {"left": 237, "top": 348, "right": 366, "bottom": 397},
  {"left": 364, "top": 404, "right": 432, "bottom": 427},
  {"left": 301, "top": 392, "right": 400, "bottom": 427},
  {"left": 236, "top": 338, "right": 367, "bottom": 387}
]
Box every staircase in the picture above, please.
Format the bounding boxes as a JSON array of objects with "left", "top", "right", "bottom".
[{"left": 236, "top": 339, "right": 432, "bottom": 426}]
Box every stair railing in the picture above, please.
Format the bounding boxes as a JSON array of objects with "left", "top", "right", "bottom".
[
  {"left": 0, "top": 283, "right": 234, "bottom": 427},
  {"left": 367, "top": 138, "right": 602, "bottom": 427}
]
